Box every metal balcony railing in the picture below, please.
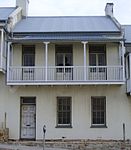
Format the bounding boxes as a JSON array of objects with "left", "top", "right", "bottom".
[{"left": 7, "top": 66, "right": 124, "bottom": 85}]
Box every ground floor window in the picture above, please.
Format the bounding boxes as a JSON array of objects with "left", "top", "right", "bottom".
[
  {"left": 91, "top": 96, "right": 106, "bottom": 127},
  {"left": 57, "top": 97, "right": 72, "bottom": 127}
]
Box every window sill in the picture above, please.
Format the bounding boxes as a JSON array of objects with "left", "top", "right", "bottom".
[
  {"left": 56, "top": 125, "right": 72, "bottom": 128},
  {"left": 90, "top": 125, "right": 107, "bottom": 128}
]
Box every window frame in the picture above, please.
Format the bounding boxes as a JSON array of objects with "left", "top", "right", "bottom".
[
  {"left": 91, "top": 96, "right": 107, "bottom": 128},
  {"left": 126, "top": 54, "right": 130, "bottom": 79},
  {"left": 56, "top": 96, "right": 72, "bottom": 128},
  {"left": 89, "top": 45, "right": 106, "bottom": 66},
  {"left": 22, "top": 45, "right": 35, "bottom": 67},
  {"left": 55, "top": 45, "right": 73, "bottom": 73}
]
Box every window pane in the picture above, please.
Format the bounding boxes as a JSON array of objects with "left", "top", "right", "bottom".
[
  {"left": 91, "top": 97, "right": 106, "bottom": 125},
  {"left": 65, "top": 54, "right": 72, "bottom": 66},
  {"left": 98, "top": 54, "right": 106, "bottom": 66},
  {"left": 23, "top": 54, "right": 35, "bottom": 66},
  {"left": 56, "top": 54, "right": 64, "bottom": 66},
  {"left": 56, "top": 45, "right": 73, "bottom": 66},
  {"left": 22, "top": 46, "right": 35, "bottom": 66},
  {"left": 57, "top": 97, "right": 71, "bottom": 126},
  {"left": 89, "top": 54, "right": 96, "bottom": 66},
  {"left": 89, "top": 45, "right": 106, "bottom": 67},
  {"left": 126, "top": 55, "right": 130, "bottom": 79}
]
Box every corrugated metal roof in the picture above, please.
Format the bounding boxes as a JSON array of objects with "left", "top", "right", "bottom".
[
  {"left": 123, "top": 25, "right": 131, "bottom": 43},
  {"left": 13, "top": 16, "right": 120, "bottom": 33},
  {"left": 0, "top": 7, "right": 16, "bottom": 21}
]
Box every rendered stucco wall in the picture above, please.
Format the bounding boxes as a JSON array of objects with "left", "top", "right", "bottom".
[
  {"left": 13, "top": 44, "right": 22, "bottom": 66},
  {"left": 4, "top": 42, "right": 129, "bottom": 140},
  {"left": 0, "top": 73, "right": 131, "bottom": 140},
  {"left": 0, "top": 33, "right": 1, "bottom": 68},
  {"left": 106, "top": 43, "right": 119, "bottom": 65},
  {"left": 0, "top": 30, "right": 7, "bottom": 71},
  {"left": 12, "top": 42, "right": 120, "bottom": 67}
]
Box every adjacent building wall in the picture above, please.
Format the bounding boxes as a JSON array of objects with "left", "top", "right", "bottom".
[{"left": 0, "top": 29, "right": 7, "bottom": 71}]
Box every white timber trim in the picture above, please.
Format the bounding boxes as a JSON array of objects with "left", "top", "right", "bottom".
[
  {"left": 9, "top": 44, "right": 14, "bottom": 66},
  {"left": 7, "top": 81, "right": 125, "bottom": 86},
  {"left": 7, "top": 42, "right": 12, "bottom": 82},
  {"left": 118, "top": 42, "right": 122, "bottom": 65},
  {"left": 82, "top": 41, "right": 88, "bottom": 80},
  {"left": 120, "top": 41, "right": 125, "bottom": 81},
  {"left": 0, "top": 29, "right": 4, "bottom": 68},
  {"left": 43, "top": 42, "right": 50, "bottom": 81},
  {"left": 129, "top": 53, "right": 131, "bottom": 77}
]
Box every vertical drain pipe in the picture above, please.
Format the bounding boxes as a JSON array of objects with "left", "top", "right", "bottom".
[{"left": 123, "top": 123, "right": 125, "bottom": 142}]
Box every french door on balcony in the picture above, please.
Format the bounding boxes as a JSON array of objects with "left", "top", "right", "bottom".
[
  {"left": 56, "top": 45, "right": 73, "bottom": 80},
  {"left": 89, "top": 45, "right": 107, "bottom": 80},
  {"left": 22, "top": 46, "right": 35, "bottom": 80}
]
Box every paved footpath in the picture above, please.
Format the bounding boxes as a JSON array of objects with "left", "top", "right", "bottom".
[{"left": 0, "top": 143, "right": 69, "bottom": 150}]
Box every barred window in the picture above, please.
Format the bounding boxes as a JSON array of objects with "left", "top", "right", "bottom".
[
  {"left": 57, "top": 97, "right": 72, "bottom": 127},
  {"left": 91, "top": 96, "right": 106, "bottom": 127}
]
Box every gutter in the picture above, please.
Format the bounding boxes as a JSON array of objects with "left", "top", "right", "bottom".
[
  {"left": 9, "top": 37, "right": 124, "bottom": 43},
  {"left": 12, "top": 31, "right": 122, "bottom": 37}
]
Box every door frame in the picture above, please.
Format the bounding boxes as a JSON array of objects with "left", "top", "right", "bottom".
[
  {"left": 20, "top": 97, "right": 36, "bottom": 140},
  {"left": 22, "top": 45, "right": 35, "bottom": 81},
  {"left": 55, "top": 44, "right": 73, "bottom": 80}
]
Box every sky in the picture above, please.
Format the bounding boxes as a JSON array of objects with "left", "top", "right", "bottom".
[{"left": 0, "top": 0, "right": 131, "bottom": 25}]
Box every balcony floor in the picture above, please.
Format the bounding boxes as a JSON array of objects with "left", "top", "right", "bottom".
[{"left": 7, "top": 80, "right": 125, "bottom": 86}]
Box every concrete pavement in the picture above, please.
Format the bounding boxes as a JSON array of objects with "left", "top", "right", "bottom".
[{"left": 0, "top": 143, "right": 69, "bottom": 150}]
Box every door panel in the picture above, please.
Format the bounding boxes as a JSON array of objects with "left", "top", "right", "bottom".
[
  {"left": 21, "top": 105, "right": 36, "bottom": 139},
  {"left": 56, "top": 45, "right": 73, "bottom": 80},
  {"left": 22, "top": 46, "right": 35, "bottom": 80},
  {"left": 89, "top": 45, "right": 106, "bottom": 80}
]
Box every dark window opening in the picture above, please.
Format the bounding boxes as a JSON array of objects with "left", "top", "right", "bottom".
[
  {"left": 57, "top": 97, "right": 72, "bottom": 127},
  {"left": 89, "top": 45, "right": 106, "bottom": 72},
  {"left": 91, "top": 96, "right": 106, "bottom": 127}
]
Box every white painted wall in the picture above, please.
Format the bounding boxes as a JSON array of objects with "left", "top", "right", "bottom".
[
  {"left": 106, "top": 43, "right": 119, "bottom": 65},
  {"left": 3, "top": 42, "right": 130, "bottom": 140},
  {"left": 0, "top": 73, "right": 131, "bottom": 140},
  {"left": 0, "top": 32, "right": 1, "bottom": 68},
  {"left": 0, "top": 29, "right": 7, "bottom": 72},
  {"left": 12, "top": 42, "right": 120, "bottom": 67},
  {"left": 13, "top": 44, "right": 22, "bottom": 66},
  {"left": 0, "top": 74, "right": 6, "bottom": 128}
]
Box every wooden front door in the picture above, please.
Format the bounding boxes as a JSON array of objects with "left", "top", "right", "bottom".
[{"left": 20, "top": 97, "right": 36, "bottom": 140}]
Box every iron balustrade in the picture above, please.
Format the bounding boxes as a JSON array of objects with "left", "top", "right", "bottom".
[{"left": 8, "top": 66, "right": 124, "bottom": 83}]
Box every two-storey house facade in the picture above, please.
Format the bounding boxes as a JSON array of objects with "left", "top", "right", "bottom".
[{"left": 1, "top": 0, "right": 131, "bottom": 140}]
